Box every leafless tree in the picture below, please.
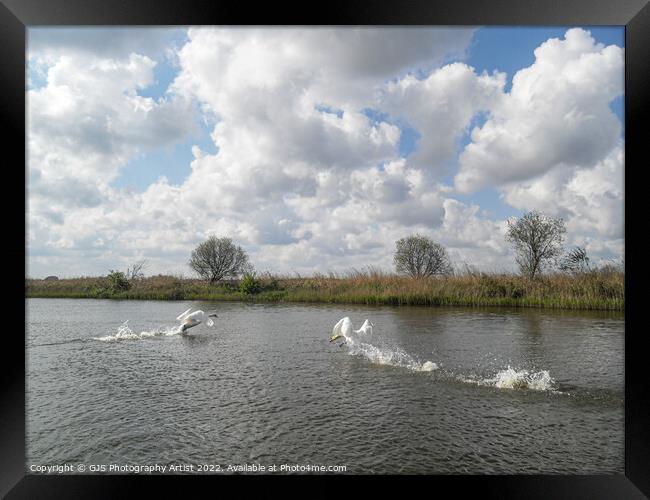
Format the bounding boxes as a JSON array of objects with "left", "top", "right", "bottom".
[
  {"left": 189, "top": 236, "right": 251, "bottom": 284},
  {"left": 559, "top": 246, "right": 591, "bottom": 274},
  {"left": 506, "top": 211, "right": 566, "bottom": 279},
  {"left": 394, "top": 234, "right": 453, "bottom": 278},
  {"left": 126, "top": 259, "right": 147, "bottom": 280}
]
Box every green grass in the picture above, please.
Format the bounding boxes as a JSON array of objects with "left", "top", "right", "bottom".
[{"left": 26, "top": 268, "right": 624, "bottom": 311}]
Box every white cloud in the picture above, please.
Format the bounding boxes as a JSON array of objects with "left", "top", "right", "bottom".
[
  {"left": 171, "top": 28, "right": 475, "bottom": 108},
  {"left": 455, "top": 28, "right": 623, "bottom": 193},
  {"left": 502, "top": 143, "right": 624, "bottom": 261},
  {"left": 380, "top": 63, "right": 505, "bottom": 174},
  {"left": 26, "top": 27, "right": 624, "bottom": 278},
  {"left": 29, "top": 52, "right": 194, "bottom": 184},
  {"left": 27, "top": 35, "right": 197, "bottom": 276},
  {"left": 28, "top": 27, "right": 184, "bottom": 64}
]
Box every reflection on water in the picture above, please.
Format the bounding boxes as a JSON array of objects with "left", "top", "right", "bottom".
[{"left": 27, "top": 299, "right": 623, "bottom": 474}]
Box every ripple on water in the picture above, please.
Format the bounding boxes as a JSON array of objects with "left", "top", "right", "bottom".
[{"left": 26, "top": 299, "right": 624, "bottom": 473}]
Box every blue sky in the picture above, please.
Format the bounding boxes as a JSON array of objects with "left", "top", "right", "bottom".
[
  {"left": 27, "top": 27, "right": 625, "bottom": 277},
  {"left": 111, "top": 122, "right": 217, "bottom": 189}
]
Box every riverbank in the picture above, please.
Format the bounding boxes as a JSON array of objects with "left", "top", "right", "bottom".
[{"left": 26, "top": 269, "right": 624, "bottom": 311}]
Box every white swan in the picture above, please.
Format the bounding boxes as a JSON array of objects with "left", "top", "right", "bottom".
[
  {"left": 176, "top": 308, "right": 218, "bottom": 334},
  {"left": 329, "top": 317, "right": 373, "bottom": 345}
]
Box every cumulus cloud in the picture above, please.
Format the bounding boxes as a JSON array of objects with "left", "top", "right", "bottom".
[
  {"left": 27, "top": 31, "right": 197, "bottom": 276},
  {"left": 380, "top": 63, "right": 505, "bottom": 174},
  {"left": 26, "top": 27, "right": 624, "bottom": 277},
  {"left": 28, "top": 27, "right": 184, "bottom": 64},
  {"left": 171, "top": 28, "right": 475, "bottom": 107},
  {"left": 502, "top": 143, "right": 624, "bottom": 261},
  {"left": 454, "top": 28, "right": 623, "bottom": 193}
]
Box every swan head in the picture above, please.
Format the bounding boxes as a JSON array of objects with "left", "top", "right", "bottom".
[
  {"left": 329, "top": 334, "right": 343, "bottom": 342},
  {"left": 208, "top": 313, "right": 218, "bottom": 318}
]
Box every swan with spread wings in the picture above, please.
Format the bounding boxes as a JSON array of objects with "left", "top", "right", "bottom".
[
  {"left": 329, "top": 317, "right": 373, "bottom": 346},
  {"left": 176, "top": 308, "right": 218, "bottom": 334}
]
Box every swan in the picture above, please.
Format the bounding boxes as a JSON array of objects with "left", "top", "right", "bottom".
[
  {"left": 176, "top": 308, "right": 218, "bottom": 334},
  {"left": 329, "top": 317, "right": 373, "bottom": 345}
]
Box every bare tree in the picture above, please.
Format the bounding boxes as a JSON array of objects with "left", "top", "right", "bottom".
[
  {"left": 506, "top": 211, "right": 566, "bottom": 279},
  {"left": 559, "top": 246, "right": 591, "bottom": 274},
  {"left": 189, "top": 236, "right": 251, "bottom": 284},
  {"left": 394, "top": 234, "right": 453, "bottom": 278},
  {"left": 126, "top": 259, "right": 147, "bottom": 281}
]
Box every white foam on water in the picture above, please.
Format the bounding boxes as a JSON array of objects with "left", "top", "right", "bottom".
[
  {"left": 420, "top": 361, "right": 438, "bottom": 372},
  {"left": 346, "top": 341, "right": 438, "bottom": 373},
  {"left": 492, "top": 367, "right": 554, "bottom": 391},
  {"left": 94, "top": 320, "right": 181, "bottom": 342},
  {"left": 459, "top": 366, "right": 555, "bottom": 392}
]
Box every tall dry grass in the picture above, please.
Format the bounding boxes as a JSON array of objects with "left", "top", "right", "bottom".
[{"left": 26, "top": 266, "right": 624, "bottom": 310}]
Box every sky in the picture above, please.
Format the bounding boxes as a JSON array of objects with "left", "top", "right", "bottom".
[{"left": 26, "top": 26, "right": 625, "bottom": 278}]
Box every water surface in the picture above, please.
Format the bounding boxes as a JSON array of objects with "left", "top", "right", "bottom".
[{"left": 26, "top": 298, "right": 624, "bottom": 474}]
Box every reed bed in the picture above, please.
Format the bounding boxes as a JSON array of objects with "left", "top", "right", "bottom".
[{"left": 26, "top": 267, "right": 624, "bottom": 311}]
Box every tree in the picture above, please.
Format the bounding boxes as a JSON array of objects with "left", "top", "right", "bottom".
[
  {"left": 189, "top": 235, "right": 251, "bottom": 284},
  {"left": 126, "top": 259, "right": 147, "bottom": 281},
  {"left": 394, "top": 234, "right": 453, "bottom": 278},
  {"left": 559, "top": 246, "right": 591, "bottom": 274},
  {"left": 505, "top": 211, "right": 566, "bottom": 279}
]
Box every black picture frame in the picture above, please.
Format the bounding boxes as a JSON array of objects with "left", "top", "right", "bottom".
[{"left": 3, "top": 0, "right": 648, "bottom": 497}]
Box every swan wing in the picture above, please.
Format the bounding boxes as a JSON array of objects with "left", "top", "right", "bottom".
[
  {"left": 176, "top": 308, "right": 193, "bottom": 322},
  {"left": 185, "top": 310, "right": 204, "bottom": 323},
  {"left": 358, "top": 319, "right": 372, "bottom": 334},
  {"left": 331, "top": 316, "right": 350, "bottom": 339}
]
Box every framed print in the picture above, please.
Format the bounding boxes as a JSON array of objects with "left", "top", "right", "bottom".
[{"left": 3, "top": 0, "right": 649, "bottom": 497}]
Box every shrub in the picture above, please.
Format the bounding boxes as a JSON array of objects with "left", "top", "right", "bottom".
[
  {"left": 239, "top": 272, "right": 262, "bottom": 295},
  {"left": 106, "top": 270, "right": 131, "bottom": 292},
  {"left": 261, "top": 273, "right": 280, "bottom": 291},
  {"left": 479, "top": 275, "right": 507, "bottom": 297},
  {"left": 559, "top": 246, "right": 591, "bottom": 274}
]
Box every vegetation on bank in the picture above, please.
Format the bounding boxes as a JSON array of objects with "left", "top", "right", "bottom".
[
  {"left": 27, "top": 212, "right": 624, "bottom": 310},
  {"left": 26, "top": 267, "right": 624, "bottom": 311}
]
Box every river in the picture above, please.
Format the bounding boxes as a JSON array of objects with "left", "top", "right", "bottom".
[{"left": 26, "top": 298, "right": 624, "bottom": 474}]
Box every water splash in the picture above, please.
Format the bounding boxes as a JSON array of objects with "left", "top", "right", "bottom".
[
  {"left": 93, "top": 320, "right": 181, "bottom": 342},
  {"left": 459, "top": 366, "right": 555, "bottom": 392},
  {"left": 492, "top": 367, "right": 554, "bottom": 391},
  {"left": 346, "top": 341, "right": 438, "bottom": 373},
  {"left": 421, "top": 361, "right": 438, "bottom": 372}
]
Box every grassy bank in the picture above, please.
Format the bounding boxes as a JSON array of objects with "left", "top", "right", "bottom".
[{"left": 26, "top": 269, "right": 625, "bottom": 311}]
